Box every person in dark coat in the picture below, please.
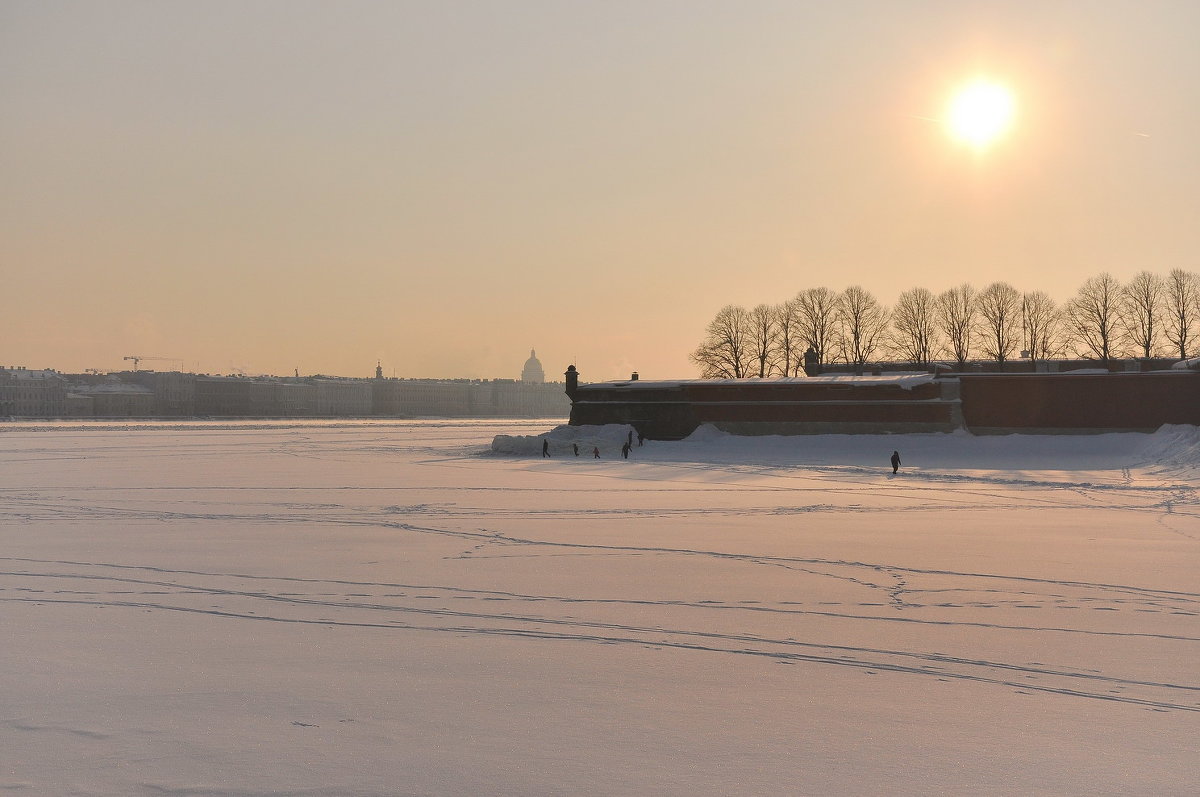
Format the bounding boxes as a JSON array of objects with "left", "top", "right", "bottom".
[
  {"left": 627, "top": 430, "right": 634, "bottom": 448},
  {"left": 573, "top": 443, "right": 579, "bottom": 456},
  {"left": 621, "top": 442, "right": 630, "bottom": 459},
  {"left": 890, "top": 450, "right": 901, "bottom": 474},
  {"left": 542, "top": 439, "right": 550, "bottom": 458},
  {"left": 593, "top": 447, "right": 600, "bottom": 459}
]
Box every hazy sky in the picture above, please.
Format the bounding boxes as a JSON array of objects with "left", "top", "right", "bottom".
[{"left": 4, "top": 1, "right": 1198, "bottom": 380}]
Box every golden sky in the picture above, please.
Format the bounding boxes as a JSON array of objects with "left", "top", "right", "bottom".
[{"left": 3, "top": 1, "right": 1198, "bottom": 380}]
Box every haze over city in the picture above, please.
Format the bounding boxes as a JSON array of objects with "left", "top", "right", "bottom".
[{"left": 4, "top": 1, "right": 1199, "bottom": 380}]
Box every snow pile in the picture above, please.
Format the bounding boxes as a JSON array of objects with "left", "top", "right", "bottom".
[
  {"left": 1131, "top": 424, "right": 1200, "bottom": 470},
  {"left": 679, "top": 423, "right": 732, "bottom": 444},
  {"left": 491, "top": 423, "right": 637, "bottom": 455},
  {"left": 491, "top": 421, "right": 1200, "bottom": 476}
]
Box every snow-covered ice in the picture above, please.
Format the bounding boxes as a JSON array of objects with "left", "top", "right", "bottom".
[{"left": 2, "top": 419, "right": 1198, "bottom": 795}]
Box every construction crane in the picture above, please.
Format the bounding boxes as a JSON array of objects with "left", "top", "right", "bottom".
[{"left": 123, "top": 356, "right": 183, "bottom": 372}]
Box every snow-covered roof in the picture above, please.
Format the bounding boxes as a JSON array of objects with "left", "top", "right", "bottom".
[
  {"left": 583, "top": 373, "right": 936, "bottom": 390},
  {"left": 71, "top": 383, "right": 153, "bottom": 395},
  {"left": 1, "top": 369, "right": 62, "bottom": 381}
]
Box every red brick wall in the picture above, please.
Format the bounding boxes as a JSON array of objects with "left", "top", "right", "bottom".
[{"left": 959, "top": 373, "right": 1200, "bottom": 430}]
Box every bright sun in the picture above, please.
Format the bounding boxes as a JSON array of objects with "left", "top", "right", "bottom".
[{"left": 946, "top": 80, "right": 1015, "bottom": 149}]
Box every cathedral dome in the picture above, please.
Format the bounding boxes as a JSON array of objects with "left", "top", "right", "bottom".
[{"left": 521, "top": 349, "right": 545, "bottom": 383}]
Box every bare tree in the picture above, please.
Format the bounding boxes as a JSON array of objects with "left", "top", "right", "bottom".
[
  {"left": 891, "top": 287, "right": 939, "bottom": 366},
  {"left": 794, "top": 287, "right": 838, "bottom": 369},
  {"left": 1020, "top": 290, "right": 1060, "bottom": 364},
  {"left": 690, "top": 305, "right": 752, "bottom": 378},
  {"left": 1121, "top": 271, "right": 1164, "bottom": 358},
  {"left": 1065, "top": 273, "right": 1124, "bottom": 363},
  {"left": 836, "top": 286, "right": 890, "bottom": 372},
  {"left": 748, "top": 303, "right": 779, "bottom": 378},
  {"left": 976, "top": 282, "right": 1021, "bottom": 369},
  {"left": 1164, "top": 269, "right": 1200, "bottom": 359},
  {"left": 936, "top": 284, "right": 977, "bottom": 368},
  {"left": 773, "top": 300, "right": 803, "bottom": 376}
]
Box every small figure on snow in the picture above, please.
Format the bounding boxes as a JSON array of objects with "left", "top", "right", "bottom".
[
  {"left": 627, "top": 429, "right": 634, "bottom": 449},
  {"left": 593, "top": 447, "right": 600, "bottom": 459},
  {"left": 573, "top": 443, "right": 579, "bottom": 456},
  {"left": 621, "top": 442, "right": 630, "bottom": 459},
  {"left": 637, "top": 429, "right": 644, "bottom": 446},
  {"left": 890, "top": 450, "right": 901, "bottom": 474},
  {"left": 542, "top": 439, "right": 550, "bottom": 458}
]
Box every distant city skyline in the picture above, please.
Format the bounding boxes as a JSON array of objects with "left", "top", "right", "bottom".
[
  {"left": 4, "top": 2, "right": 1199, "bottom": 381},
  {"left": 1, "top": 353, "right": 561, "bottom": 383}
]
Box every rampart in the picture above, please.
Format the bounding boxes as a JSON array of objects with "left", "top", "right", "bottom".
[
  {"left": 566, "top": 370, "right": 1200, "bottom": 439},
  {"left": 958, "top": 372, "right": 1200, "bottom": 433}
]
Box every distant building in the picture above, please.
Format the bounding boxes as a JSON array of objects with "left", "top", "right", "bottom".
[
  {"left": 566, "top": 367, "right": 1200, "bottom": 439},
  {"left": 484, "top": 378, "right": 566, "bottom": 416},
  {"left": 122, "top": 370, "right": 196, "bottom": 415},
  {"left": 2, "top": 361, "right": 568, "bottom": 419},
  {"left": 313, "top": 378, "right": 373, "bottom": 416},
  {"left": 368, "top": 377, "right": 568, "bottom": 417},
  {"left": 194, "top": 376, "right": 259, "bottom": 416},
  {"left": 393, "top": 379, "right": 474, "bottom": 416},
  {"left": 0, "top": 367, "right": 67, "bottom": 416},
  {"left": 521, "top": 349, "right": 545, "bottom": 383},
  {"left": 65, "top": 393, "right": 94, "bottom": 416},
  {"left": 277, "top": 381, "right": 317, "bottom": 416},
  {"left": 73, "top": 382, "right": 155, "bottom": 417}
]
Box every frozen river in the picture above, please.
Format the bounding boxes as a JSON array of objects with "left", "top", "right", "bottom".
[{"left": 2, "top": 419, "right": 1198, "bottom": 795}]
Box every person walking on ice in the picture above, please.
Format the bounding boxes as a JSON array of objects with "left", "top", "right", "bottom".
[
  {"left": 890, "top": 450, "right": 901, "bottom": 474},
  {"left": 593, "top": 446, "right": 600, "bottom": 459},
  {"left": 542, "top": 439, "right": 550, "bottom": 458}
]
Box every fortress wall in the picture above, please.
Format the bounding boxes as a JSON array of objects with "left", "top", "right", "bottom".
[
  {"left": 569, "top": 378, "right": 954, "bottom": 439},
  {"left": 958, "top": 372, "right": 1200, "bottom": 433},
  {"left": 569, "top": 371, "right": 1200, "bottom": 439}
]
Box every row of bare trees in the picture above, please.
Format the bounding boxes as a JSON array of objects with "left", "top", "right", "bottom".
[{"left": 690, "top": 270, "right": 1200, "bottom": 378}]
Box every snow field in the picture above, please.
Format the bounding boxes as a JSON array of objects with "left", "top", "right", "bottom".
[{"left": 1, "top": 419, "right": 1197, "bottom": 795}]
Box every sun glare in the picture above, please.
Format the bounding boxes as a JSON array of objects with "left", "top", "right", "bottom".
[{"left": 946, "top": 80, "right": 1015, "bottom": 149}]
